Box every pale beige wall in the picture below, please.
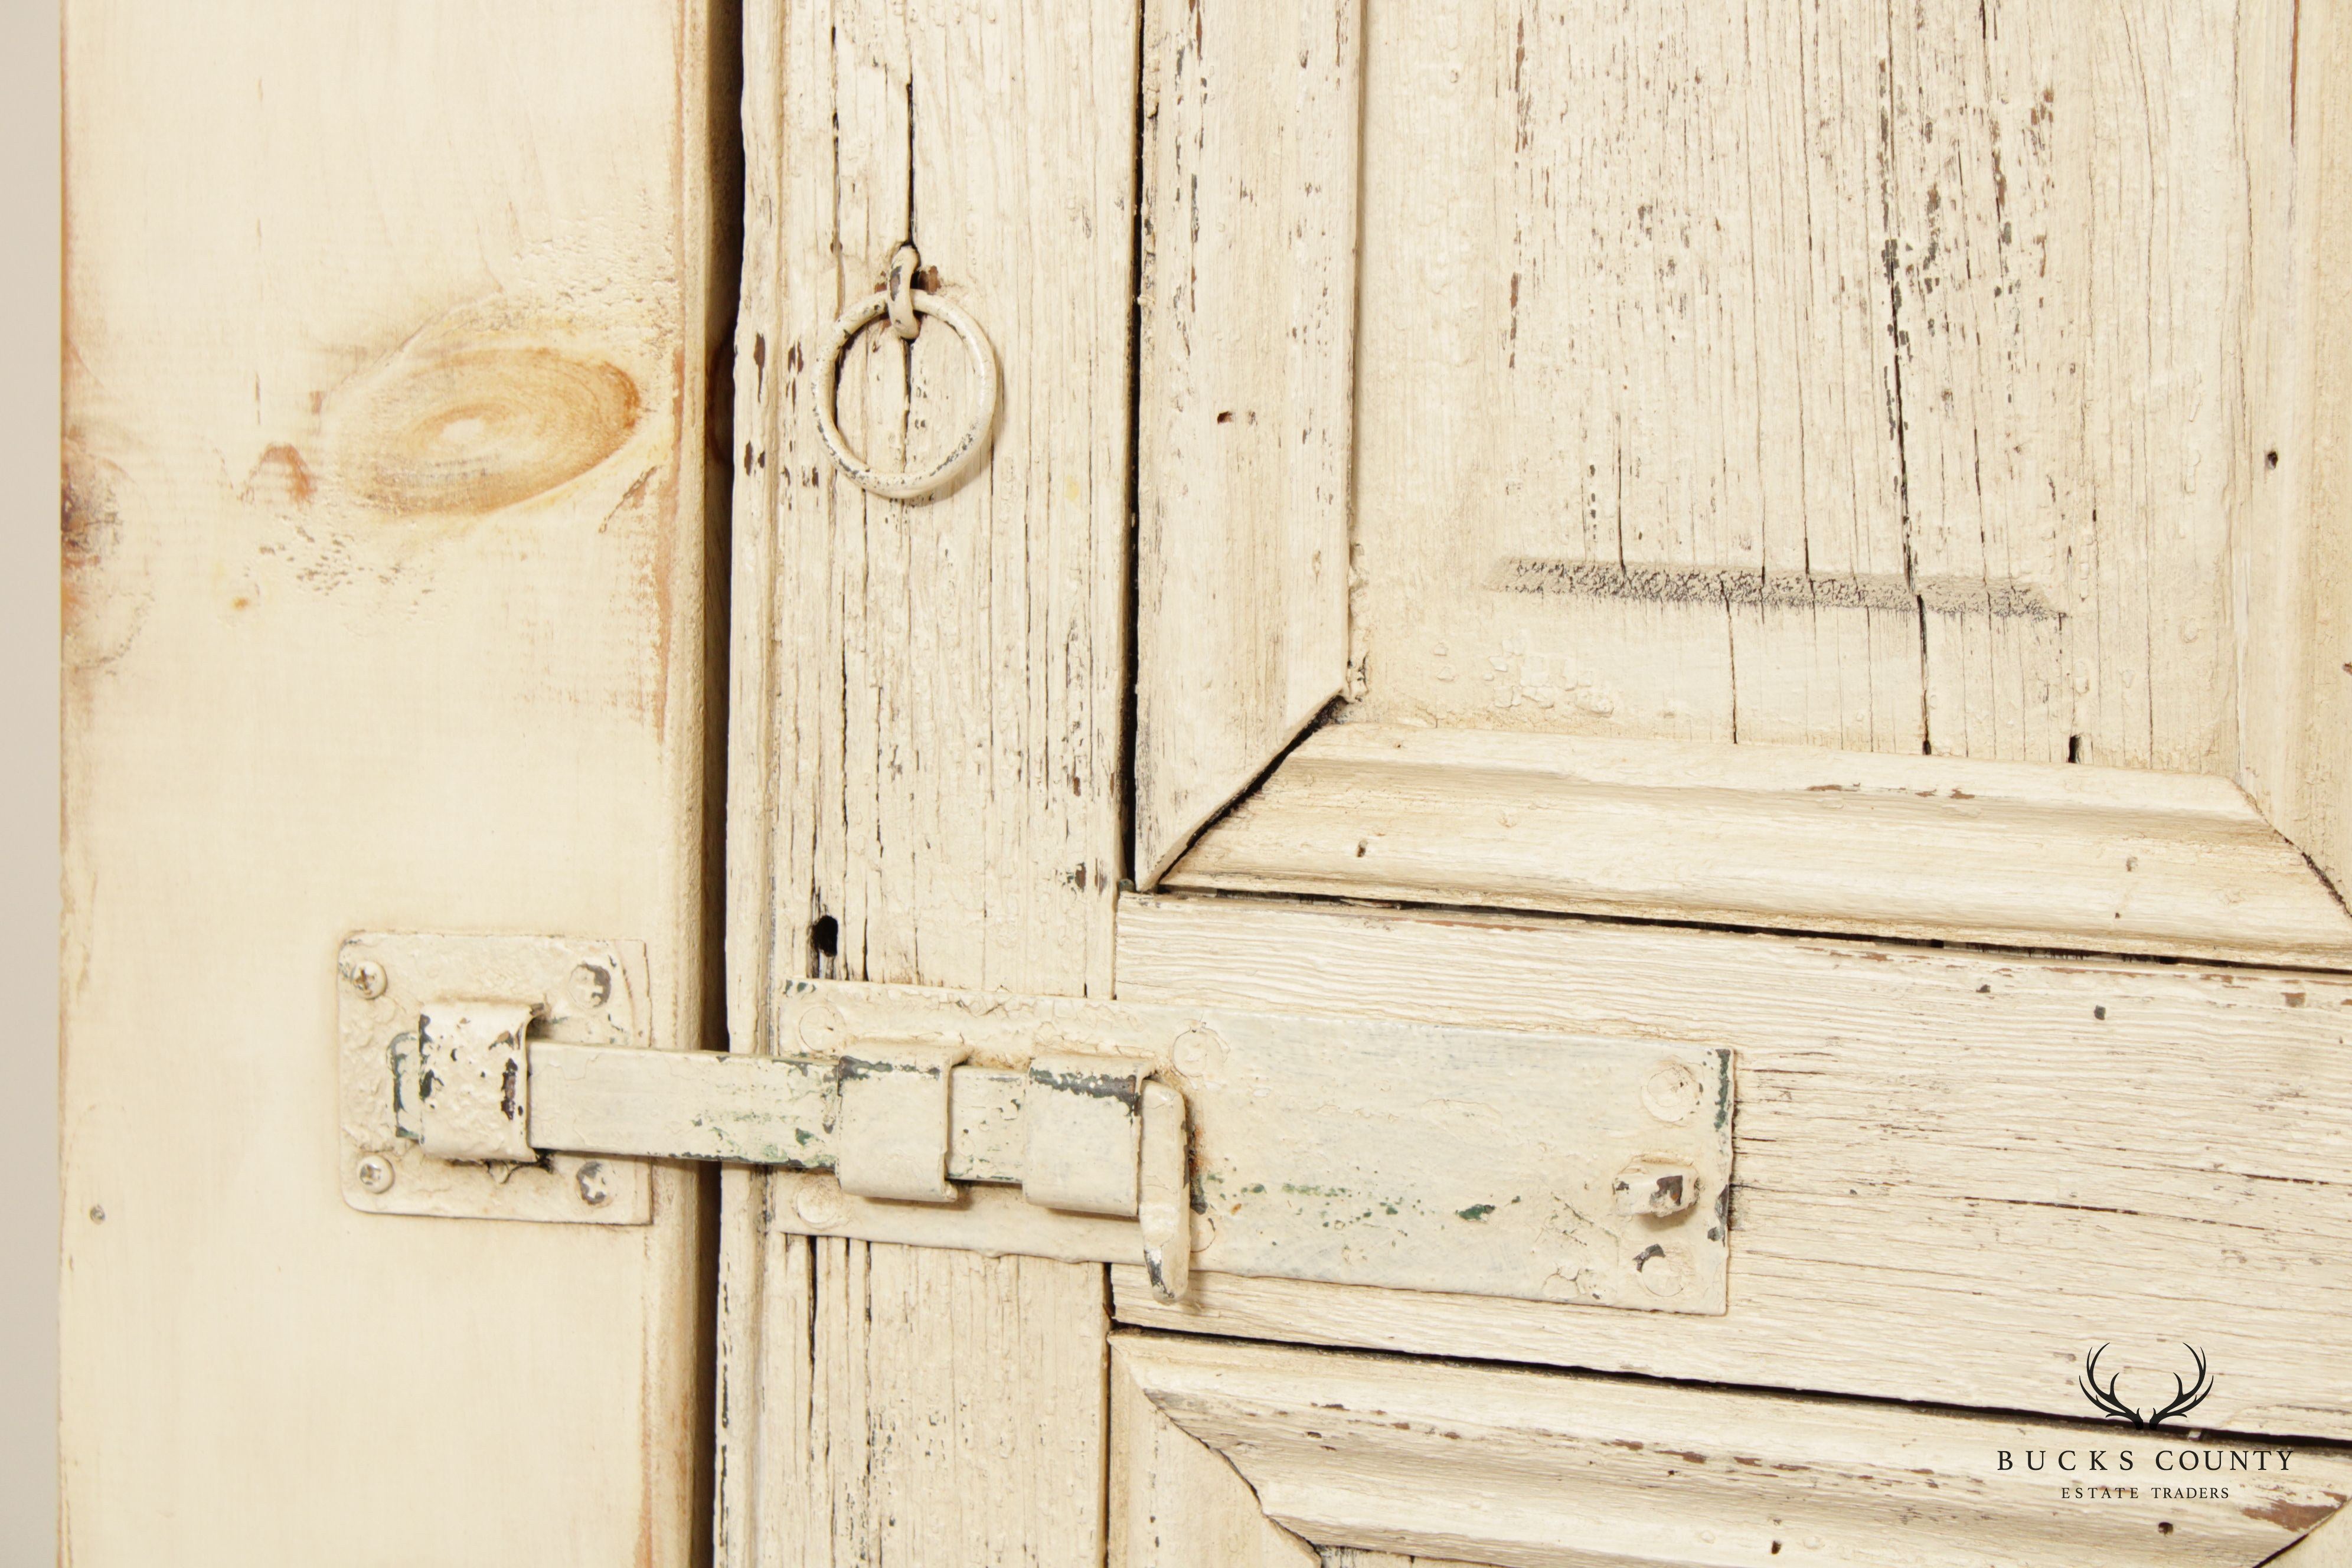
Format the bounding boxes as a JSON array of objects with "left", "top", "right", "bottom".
[{"left": 5, "top": 1, "right": 63, "bottom": 1563}]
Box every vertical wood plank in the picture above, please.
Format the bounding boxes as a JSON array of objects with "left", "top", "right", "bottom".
[
  {"left": 2239, "top": 0, "right": 2352, "bottom": 894},
  {"left": 60, "top": 2, "right": 730, "bottom": 1562},
  {"left": 725, "top": 0, "right": 1137, "bottom": 1560},
  {"left": 1133, "top": 0, "right": 1360, "bottom": 886}
]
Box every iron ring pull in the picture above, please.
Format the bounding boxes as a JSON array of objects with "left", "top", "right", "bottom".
[{"left": 810, "top": 248, "right": 1000, "bottom": 502}]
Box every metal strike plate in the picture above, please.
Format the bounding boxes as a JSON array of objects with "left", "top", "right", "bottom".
[
  {"left": 768, "top": 982, "right": 1736, "bottom": 1315},
  {"left": 338, "top": 933, "right": 655, "bottom": 1224}
]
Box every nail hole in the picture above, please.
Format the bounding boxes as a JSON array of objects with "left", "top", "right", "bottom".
[
  {"left": 2265, "top": 450, "right": 2279, "bottom": 469},
  {"left": 2067, "top": 734, "right": 2082, "bottom": 763},
  {"left": 811, "top": 914, "right": 839, "bottom": 960}
]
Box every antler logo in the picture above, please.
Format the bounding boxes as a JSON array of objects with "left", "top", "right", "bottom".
[{"left": 2079, "top": 1344, "right": 2215, "bottom": 1429}]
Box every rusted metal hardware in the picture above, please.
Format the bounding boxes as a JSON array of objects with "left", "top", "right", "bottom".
[{"left": 341, "top": 947, "right": 1734, "bottom": 1314}]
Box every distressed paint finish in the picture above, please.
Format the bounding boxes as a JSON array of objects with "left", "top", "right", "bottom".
[
  {"left": 757, "top": 981, "right": 1733, "bottom": 1312},
  {"left": 1134, "top": 0, "right": 2352, "bottom": 966},
  {"left": 1112, "top": 1340, "right": 1321, "bottom": 1568},
  {"left": 2238, "top": 0, "right": 2352, "bottom": 897},
  {"left": 60, "top": 1, "right": 730, "bottom": 1562},
  {"left": 1168, "top": 726, "right": 2352, "bottom": 966},
  {"left": 1348, "top": 0, "right": 2258, "bottom": 770},
  {"left": 1133, "top": 0, "right": 1361, "bottom": 886},
  {"left": 721, "top": 0, "right": 1137, "bottom": 1561},
  {"left": 1115, "top": 895, "right": 2352, "bottom": 1439},
  {"left": 2275, "top": 1502, "right": 2352, "bottom": 1567},
  {"left": 1115, "top": 1335, "right": 2352, "bottom": 1568}
]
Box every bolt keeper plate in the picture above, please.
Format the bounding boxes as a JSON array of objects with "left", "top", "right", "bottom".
[{"left": 338, "top": 932, "right": 656, "bottom": 1225}]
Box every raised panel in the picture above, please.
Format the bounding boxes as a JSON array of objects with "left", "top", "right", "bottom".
[
  {"left": 1350, "top": 0, "right": 2254, "bottom": 767},
  {"left": 1116, "top": 1334, "right": 2352, "bottom": 1568}
]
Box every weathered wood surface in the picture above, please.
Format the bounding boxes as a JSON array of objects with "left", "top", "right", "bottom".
[
  {"left": 2239, "top": 0, "right": 2352, "bottom": 898},
  {"left": 720, "top": 0, "right": 1136, "bottom": 1560},
  {"left": 2276, "top": 1500, "right": 2352, "bottom": 1567},
  {"left": 1114, "top": 895, "right": 2352, "bottom": 1439},
  {"left": 1347, "top": 0, "right": 2259, "bottom": 771},
  {"left": 1168, "top": 725, "right": 2352, "bottom": 966},
  {"left": 60, "top": 1, "right": 730, "bottom": 1562},
  {"left": 1112, "top": 1332, "right": 1321, "bottom": 1568},
  {"left": 1133, "top": 0, "right": 1361, "bottom": 887},
  {"left": 1117, "top": 1334, "right": 2352, "bottom": 1568},
  {"left": 1134, "top": 0, "right": 2352, "bottom": 961}
]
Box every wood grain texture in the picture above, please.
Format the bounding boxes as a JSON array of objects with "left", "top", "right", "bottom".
[
  {"left": 720, "top": 0, "right": 1137, "bottom": 1560},
  {"left": 1112, "top": 1334, "right": 1321, "bottom": 1568},
  {"left": 60, "top": 2, "right": 729, "bottom": 1562},
  {"left": 1133, "top": 0, "right": 1359, "bottom": 887},
  {"left": 742, "top": 1230, "right": 1119, "bottom": 1568},
  {"left": 2239, "top": 0, "right": 2352, "bottom": 899},
  {"left": 1118, "top": 1334, "right": 2352, "bottom": 1568},
  {"left": 1166, "top": 725, "right": 2352, "bottom": 966},
  {"left": 1113, "top": 895, "right": 2352, "bottom": 1439},
  {"left": 1345, "top": 0, "right": 2259, "bottom": 772}
]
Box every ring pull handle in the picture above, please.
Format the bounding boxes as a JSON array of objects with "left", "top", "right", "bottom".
[{"left": 811, "top": 243, "right": 1000, "bottom": 502}]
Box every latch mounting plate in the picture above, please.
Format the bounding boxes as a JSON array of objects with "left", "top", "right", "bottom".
[
  {"left": 338, "top": 932, "right": 655, "bottom": 1225},
  {"left": 769, "top": 982, "right": 1735, "bottom": 1315}
]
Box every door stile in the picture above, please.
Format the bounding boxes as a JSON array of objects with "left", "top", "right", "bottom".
[{"left": 721, "top": 1, "right": 1141, "bottom": 1561}]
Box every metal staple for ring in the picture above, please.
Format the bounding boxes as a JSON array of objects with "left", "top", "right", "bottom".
[{"left": 811, "top": 257, "right": 1000, "bottom": 503}]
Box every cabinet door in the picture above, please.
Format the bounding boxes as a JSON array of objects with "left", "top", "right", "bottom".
[
  {"left": 60, "top": 4, "right": 729, "bottom": 1562},
  {"left": 723, "top": 0, "right": 2352, "bottom": 1564}
]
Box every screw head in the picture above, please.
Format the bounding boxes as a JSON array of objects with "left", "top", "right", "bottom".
[
  {"left": 576, "top": 1161, "right": 611, "bottom": 1207},
  {"left": 342, "top": 958, "right": 388, "bottom": 1000},
  {"left": 568, "top": 963, "right": 612, "bottom": 1011},
  {"left": 795, "top": 1004, "right": 847, "bottom": 1052},
  {"left": 1634, "top": 1243, "right": 1689, "bottom": 1298},
  {"left": 1641, "top": 1061, "right": 1703, "bottom": 1123},
  {"left": 793, "top": 1180, "right": 848, "bottom": 1229},
  {"left": 355, "top": 1154, "right": 395, "bottom": 1194},
  {"left": 1171, "top": 1026, "right": 1226, "bottom": 1080}
]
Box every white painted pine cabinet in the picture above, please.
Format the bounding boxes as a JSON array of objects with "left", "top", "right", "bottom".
[{"left": 62, "top": 0, "right": 2352, "bottom": 1564}]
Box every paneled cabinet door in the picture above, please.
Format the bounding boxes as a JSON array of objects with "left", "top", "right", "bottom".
[{"left": 724, "top": 1, "right": 2352, "bottom": 1566}]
